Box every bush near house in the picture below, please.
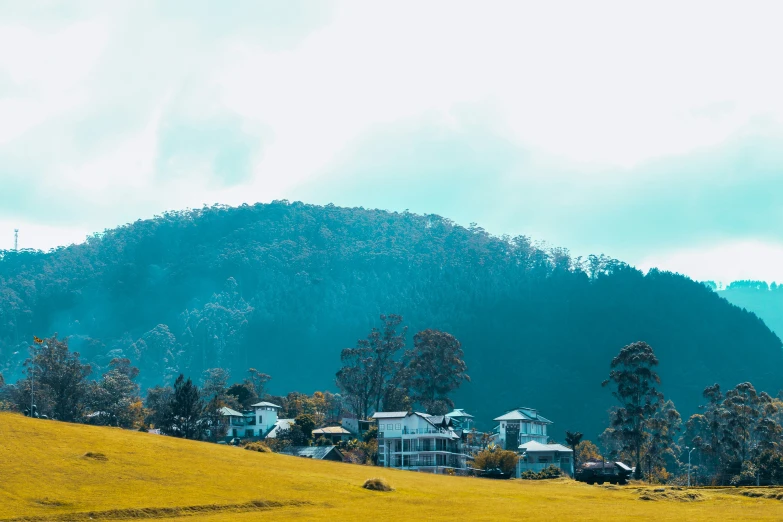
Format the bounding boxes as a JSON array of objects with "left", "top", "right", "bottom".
[
  {"left": 521, "top": 465, "right": 562, "bottom": 480},
  {"left": 471, "top": 446, "right": 518, "bottom": 476}
]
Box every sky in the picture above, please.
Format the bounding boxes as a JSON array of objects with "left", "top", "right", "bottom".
[{"left": 2, "top": 0, "right": 783, "bottom": 283}]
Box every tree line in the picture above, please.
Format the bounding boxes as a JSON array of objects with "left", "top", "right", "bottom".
[
  {"left": 1, "top": 201, "right": 781, "bottom": 439},
  {"left": 569, "top": 341, "right": 783, "bottom": 486}
]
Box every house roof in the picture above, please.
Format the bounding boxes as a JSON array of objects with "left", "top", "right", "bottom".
[
  {"left": 426, "top": 415, "right": 453, "bottom": 428},
  {"left": 493, "top": 407, "right": 553, "bottom": 423},
  {"left": 250, "top": 401, "right": 282, "bottom": 409},
  {"left": 446, "top": 408, "right": 474, "bottom": 419},
  {"left": 265, "top": 418, "right": 294, "bottom": 438},
  {"left": 219, "top": 406, "right": 244, "bottom": 417},
  {"left": 371, "top": 411, "right": 409, "bottom": 419},
  {"left": 281, "top": 445, "right": 344, "bottom": 460},
  {"left": 519, "top": 441, "right": 573, "bottom": 453},
  {"left": 312, "top": 426, "right": 352, "bottom": 435}
]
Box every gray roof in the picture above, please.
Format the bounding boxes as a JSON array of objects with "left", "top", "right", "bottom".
[
  {"left": 265, "top": 419, "right": 294, "bottom": 438},
  {"left": 371, "top": 411, "right": 409, "bottom": 419},
  {"left": 219, "top": 406, "right": 244, "bottom": 417},
  {"left": 250, "top": 401, "right": 282, "bottom": 409},
  {"left": 281, "top": 445, "right": 344, "bottom": 460},
  {"left": 493, "top": 407, "right": 553, "bottom": 423},
  {"left": 446, "top": 408, "right": 474, "bottom": 419}
]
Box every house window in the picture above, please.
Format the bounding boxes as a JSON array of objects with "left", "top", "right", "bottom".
[
  {"left": 395, "top": 423, "right": 401, "bottom": 430},
  {"left": 379, "top": 424, "right": 384, "bottom": 430},
  {"left": 246, "top": 430, "right": 255, "bottom": 437}
]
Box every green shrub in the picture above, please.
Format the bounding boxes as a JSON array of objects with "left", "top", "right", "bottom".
[
  {"left": 242, "top": 441, "right": 271, "bottom": 453},
  {"left": 471, "top": 446, "right": 518, "bottom": 475},
  {"left": 521, "top": 464, "right": 562, "bottom": 480}
]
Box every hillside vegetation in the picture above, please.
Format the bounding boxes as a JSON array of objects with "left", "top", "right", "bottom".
[
  {"left": 0, "top": 413, "right": 782, "bottom": 521},
  {"left": 716, "top": 281, "right": 783, "bottom": 337},
  {"left": 1, "top": 202, "right": 781, "bottom": 437}
]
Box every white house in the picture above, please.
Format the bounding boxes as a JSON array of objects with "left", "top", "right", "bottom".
[
  {"left": 373, "top": 411, "right": 468, "bottom": 473},
  {"left": 494, "top": 407, "right": 552, "bottom": 450},
  {"left": 220, "top": 406, "right": 246, "bottom": 439},
  {"left": 243, "top": 401, "right": 282, "bottom": 438},
  {"left": 518, "top": 441, "right": 574, "bottom": 477}
]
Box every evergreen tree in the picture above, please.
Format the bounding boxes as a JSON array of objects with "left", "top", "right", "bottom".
[
  {"left": 162, "top": 374, "right": 203, "bottom": 439},
  {"left": 602, "top": 341, "right": 663, "bottom": 478}
]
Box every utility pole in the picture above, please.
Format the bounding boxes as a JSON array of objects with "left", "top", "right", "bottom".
[
  {"left": 687, "top": 447, "right": 695, "bottom": 487},
  {"left": 30, "top": 344, "right": 34, "bottom": 418},
  {"left": 14, "top": 229, "right": 18, "bottom": 251}
]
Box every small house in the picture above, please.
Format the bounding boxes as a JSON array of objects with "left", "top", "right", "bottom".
[
  {"left": 312, "top": 426, "right": 353, "bottom": 444},
  {"left": 518, "top": 441, "right": 574, "bottom": 477}
]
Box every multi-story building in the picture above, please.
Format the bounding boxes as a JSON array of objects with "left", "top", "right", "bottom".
[
  {"left": 243, "top": 401, "right": 282, "bottom": 438},
  {"left": 373, "top": 411, "right": 468, "bottom": 473},
  {"left": 494, "top": 407, "right": 552, "bottom": 450}
]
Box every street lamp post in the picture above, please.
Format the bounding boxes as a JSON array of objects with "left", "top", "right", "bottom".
[{"left": 686, "top": 447, "right": 696, "bottom": 487}]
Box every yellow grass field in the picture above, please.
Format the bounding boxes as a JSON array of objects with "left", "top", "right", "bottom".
[{"left": 1, "top": 412, "right": 781, "bottom": 521}]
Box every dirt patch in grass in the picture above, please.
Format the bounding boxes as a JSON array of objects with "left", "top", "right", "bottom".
[
  {"left": 739, "top": 490, "right": 783, "bottom": 500},
  {"left": 30, "top": 498, "right": 71, "bottom": 508},
  {"left": 363, "top": 478, "right": 394, "bottom": 492},
  {"left": 638, "top": 489, "right": 703, "bottom": 502},
  {"left": 0, "top": 499, "right": 314, "bottom": 521},
  {"left": 82, "top": 452, "right": 108, "bottom": 461}
]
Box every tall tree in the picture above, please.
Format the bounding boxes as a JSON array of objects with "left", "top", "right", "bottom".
[
  {"left": 336, "top": 337, "right": 376, "bottom": 419},
  {"left": 565, "top": 431, "right": 584, "bottom": 469},
  {"left": 201, "top": 368, "right": 234, "bottom": 441},
  {"left": 145, "top": 385, "right": 173, "bottom": 429},
  {"left": 86, "top": 357, "right": 141, "bottom": 427},
  {"left": 27, "top": 335, "right": 92, "bottom": 422},
  {"left": 369, "top": 314, "right": 407, "bottom": 413},
  {"left": 245, "top": 368, "right": 271, "bottom": 399},
  {"left": 162, "top": 374, "right": 203, "bottom": 439},
  {"left": 602, "top": 341, "right": 663, "bottom": 478},
  {"left": 405, "top": 329, "right": 469, "bottom": 415},
  {"left": 645, "top": 399, "right": 682, "bottom": 481}
]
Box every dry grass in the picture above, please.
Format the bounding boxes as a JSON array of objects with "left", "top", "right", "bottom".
[{"left": 1, "top": 412, "right": 782, "bottom": 521}]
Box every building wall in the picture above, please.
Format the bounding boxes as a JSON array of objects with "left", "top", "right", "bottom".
[
  {"left": 499, "top": 420, "right": 548, "bottom": 448},
  {"left": 244, "top": 406, "right": 279, "bottom": 438},
  {"left": 377, "top": 414, "right": 466, "bottom": 471}
]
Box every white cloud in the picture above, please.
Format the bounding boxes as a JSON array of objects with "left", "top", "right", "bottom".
[
  {"left": 3, "top": 0, "right": 783, "bottom": 284},
  {"left": 638, "top": 240, "right": 783, "bottom": 284}
]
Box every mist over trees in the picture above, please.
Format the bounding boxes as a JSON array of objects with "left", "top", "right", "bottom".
[{"left": 0, "top": 201, "right": 781, "bottom": 437}]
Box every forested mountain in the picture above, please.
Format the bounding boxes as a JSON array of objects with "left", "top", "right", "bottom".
[
  {"left": 1, "top": 202, "right": 781, "bottom": 438},
  {"left": 712, "top": 281, "right": 783, "bottom": 338}
]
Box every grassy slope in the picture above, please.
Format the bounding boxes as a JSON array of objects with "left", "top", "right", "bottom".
[{"left": 0, "top": 413, "right": 780, "bottom": 521}]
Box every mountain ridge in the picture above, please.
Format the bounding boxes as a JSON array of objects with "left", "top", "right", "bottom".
[{"left": 1, "top": 201, "right": 781, "bottom": 438}]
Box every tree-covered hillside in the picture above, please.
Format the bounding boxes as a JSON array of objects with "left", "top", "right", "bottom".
[
  {"left": 713, "top": 281, "right": 783, "bottom": 338},
  {"left": 1, "top": 202, "right": 781, "bottom": 438}
]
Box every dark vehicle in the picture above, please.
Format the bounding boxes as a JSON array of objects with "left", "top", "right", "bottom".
[
  {"left": 480, "top": 467, "right": 512, "bottom": 480},
  {"left": 575, "top": 461, "right": 633, "bottom": 485}
]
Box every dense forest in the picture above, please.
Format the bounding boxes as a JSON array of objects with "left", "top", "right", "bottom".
[
  {"left": 1, "top": 201, "right": 781, "bottom": 438},
  {"left": 710, "top": 281, "right": 783, "bottom": 338}
]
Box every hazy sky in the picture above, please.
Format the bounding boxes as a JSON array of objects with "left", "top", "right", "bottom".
[{"left": 2, "top": 0, "right": 783, "bottom": 283}]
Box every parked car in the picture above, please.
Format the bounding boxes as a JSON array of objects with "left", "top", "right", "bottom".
[{"left": 575, "top": 461, "right": 633, "bottom": 485}]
